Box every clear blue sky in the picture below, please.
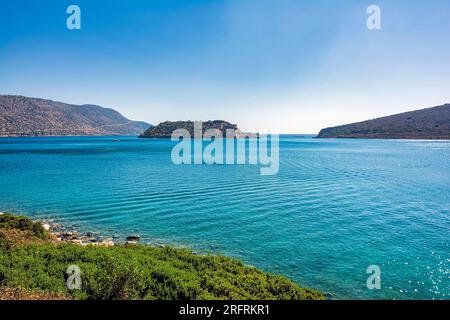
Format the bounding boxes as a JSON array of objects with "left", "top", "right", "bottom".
[{"left": 1, "top": 0, "right": 449, "bottom": 133}]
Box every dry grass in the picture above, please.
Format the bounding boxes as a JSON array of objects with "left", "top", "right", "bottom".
[{"left": 0, "top": 287, "right": 70, "bottom": 300}]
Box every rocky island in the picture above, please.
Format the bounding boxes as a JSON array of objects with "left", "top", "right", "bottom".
[
  {"left": 139, "top": 120, "right": 252, "bottom": 138},
  {"left": 318, "top": 103, "right": 450, "bottom": 139}
]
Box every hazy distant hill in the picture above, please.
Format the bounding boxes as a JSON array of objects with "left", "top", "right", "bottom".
[
  {"left": 318, "top": 104, "right": 450, "bottom": 139},
  {"left": 0, "top": 95, "right": 151, "bottom": 137}
]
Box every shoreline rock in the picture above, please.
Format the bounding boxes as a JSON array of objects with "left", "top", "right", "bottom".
[
  {"left": 126, "top": 235, "right": 140, "bottom": 242},
  {"left": 6, "top": 213, "right": 172, "bottom": 250},
  {"left": 39, "top": 220, "right": 116, "bottom": 247}
]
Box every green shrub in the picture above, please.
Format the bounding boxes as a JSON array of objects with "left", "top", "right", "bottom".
[
  {"left": 0, "top": 213, "right": 47, "bottom": 239},
  {"left": 0, "top": 214, "right": 325, "bottom": 300}
]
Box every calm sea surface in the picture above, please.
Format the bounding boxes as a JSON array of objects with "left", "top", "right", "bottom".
[{"left": 0, "top": 136, "right": 448, "bottom": 299}]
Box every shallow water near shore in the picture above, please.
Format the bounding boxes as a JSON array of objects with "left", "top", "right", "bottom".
[{"left": 0, "top": 136, "right": 448, "bottom": 299}]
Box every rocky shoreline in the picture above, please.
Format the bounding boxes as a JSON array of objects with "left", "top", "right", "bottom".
[
  {"left": 0, "top": 211, "right": 171, "bottom": 250},
  {"left": 36, "top": 217, "right": 142, "bottom": 247}
]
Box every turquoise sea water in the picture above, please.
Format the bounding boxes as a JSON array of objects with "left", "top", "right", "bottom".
[{"left": 0, "top": 136, "right": 448, "bottom": 300}]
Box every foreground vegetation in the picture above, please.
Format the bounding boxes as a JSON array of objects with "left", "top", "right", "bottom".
[{"left": 0, "top": 213, "right": 324, "bottom": 300}]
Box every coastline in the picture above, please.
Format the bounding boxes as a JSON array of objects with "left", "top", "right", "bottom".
[
  {"left": 0, "top": 212, "right": 326, "bottom": 300},
  {"left": 37, "top": 218, "right": 121, "bottom": 247},
  {"left": 315, "top": 135, "right": 450, "bottom": 140}
]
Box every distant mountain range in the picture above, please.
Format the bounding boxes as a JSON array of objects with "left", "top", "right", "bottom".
[
  {"left": 3, "top": 95, "right": 448, "bottom": 140},
  {"left": 0, "top": 95, "right": 151, "bottom": 137},
  {"left": 318, "top": 104, "right": 450, "bottom": 139}
]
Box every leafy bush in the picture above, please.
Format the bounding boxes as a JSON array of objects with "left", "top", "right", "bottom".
[
  {"left": 0, "top": 213, "right": 47, "bottom": 239},
  {"left": 0, "top": 214, "right": 324, "bottom": 300}
]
